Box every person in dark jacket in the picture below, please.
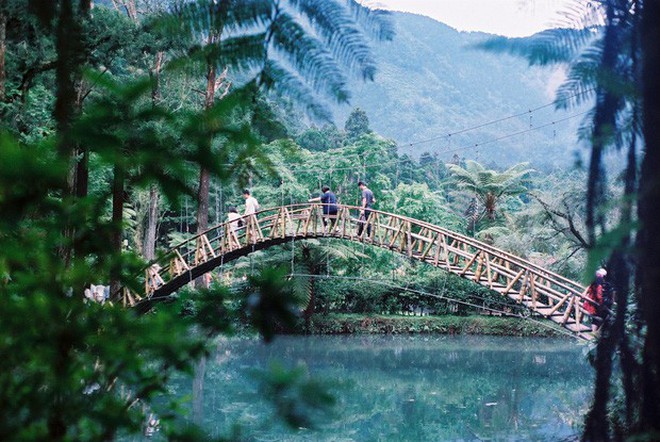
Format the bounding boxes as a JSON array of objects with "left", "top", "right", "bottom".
[
  {"left": 357, "top": 181, "right": 375, "bottom": 237},
  {"left": 310, "top": 185, "right": 338, "bottom": 231}
]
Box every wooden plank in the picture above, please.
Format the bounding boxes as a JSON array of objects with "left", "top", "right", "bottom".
[
  {"left": 269, "top": 211, "right": 281, "bottom": 239},
  {"left": 518, "top": 272, "right": 529, "bottom": 302},
  {"left": 529, "top": 274, "right": 537, "bottom": 309},
  {"left": 459, "top": 250, "right": 480, "bottom": 277},
  {"left": 388, "top": 221, "right": 404, "bottom": 248},
  {"left": 547, "top": 292, "right": 571, "bottom": 316},
  {"left": 420, "top": 232, "right": 438, "bottom": 260},
  {"left": 254, "top": 214, "right": 265, "bottom": 241},
  {"left": 503, "top": 269, "right": 524, "bottom": 295},
  {"left": 203, "top": 234, "right": 217, "bottom": 258},
  {"left": 474, "top": 254, "right": 484, "bottom": 282},
  {"left": 406, "top": 221, "right": 413, "bottom": 257},
  {"left": 561, "top": 295, "right": 575, "bottom": 325}
]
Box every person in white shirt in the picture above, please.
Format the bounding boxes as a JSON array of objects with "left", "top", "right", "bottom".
[
  {"left": 243, "top": 189, "right": 259, "bottom": 215},
  {"left": 227, "top": 206, "right": 241, "bottom": 231},
  {"left": 225, "top": 205, "right": 242, "bottom": 249}
]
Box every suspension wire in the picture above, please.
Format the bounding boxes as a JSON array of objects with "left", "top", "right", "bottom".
[
  {"left": 290, "top": 186, "right": 295, "bottom": 275},
  {"left": 250, "top": 244, "right": 255, "bottom": 275},
  {"left": 394, "top": 147, "right": 400, "bottom": 210},
  {"left": 286, "top": 273, "right": 579, "bottom": 339},
  {"left": 404, "top": 87, "right": 595, "bottom": 148},
  {"left": 288, "top": 271, "right": 552, "bottom": 323},
  {"left": 271, "top": 110, "right": 588, "bottom": 176},
  {"left": 435, "top": 110, "right": 590, "bottom": 155},
  {"left": 185, "top": 195, "right": 189, "bottom": 233},
  {"left": 220, "top": 253, "right": 224, "bottom": 280}
]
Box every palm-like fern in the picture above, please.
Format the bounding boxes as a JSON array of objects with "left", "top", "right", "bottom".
[
  {"left": 158, "top": 1, "right": 392, "bottom": 277},
  {"left": 447, "top": 160, "right": 534, "bottom": 221},
  {"left": 163, "top": 0, "right": 393, "bottom": 120}
]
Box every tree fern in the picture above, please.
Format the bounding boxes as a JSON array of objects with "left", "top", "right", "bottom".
[{"left": 161, "top": 0, "right": 393, "bottom": 120}]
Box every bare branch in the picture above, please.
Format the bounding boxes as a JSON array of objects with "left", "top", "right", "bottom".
[{"left": 531, "top": 193, "right": 590, "bottom": 249}]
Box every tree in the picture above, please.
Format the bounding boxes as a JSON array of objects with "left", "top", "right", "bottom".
[
  {"left": 637, "top": 0, "right": 660, "bottom": 436},
  {"left": 233, "top": 239, "right": 367, "bottom": 331},
  {"left": 479, "top": 1, "right": 660, "bottom": 439},
  {"left": 344, "top": 106, "right": 371, "bottom": 141},
  {"left": 0, "top": 1, "right": 345, "bottom": 439},
  {"left": 297, "top": 124, "right": 344, "bottom": 151},
  {"left": 383, "top": 182, "right": 463, "bottom": 231},
  {"left": 163, "top": 0, "right": 392, "bottom": 292},
  {"left": 447, "top": 160, "right": 533, "bottom": 233}
]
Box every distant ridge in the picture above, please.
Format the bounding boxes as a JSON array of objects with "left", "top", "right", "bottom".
[{"left": 333, "top": 12, "right": 585, "bottom": 168}]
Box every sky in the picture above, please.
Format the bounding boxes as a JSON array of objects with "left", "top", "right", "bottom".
[{"left": 363, "top": 0, "right": 570, "bottom": 37}]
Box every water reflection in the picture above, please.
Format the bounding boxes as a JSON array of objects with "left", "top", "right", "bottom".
[{"left": 181, "top": 335, "right": 593, "bottom": 441}]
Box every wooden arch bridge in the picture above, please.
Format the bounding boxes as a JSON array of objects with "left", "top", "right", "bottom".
[{"left": 124, "top": 204, "right": 594, "bottom": 340}]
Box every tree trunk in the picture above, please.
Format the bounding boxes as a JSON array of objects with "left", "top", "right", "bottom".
[
  {"left": 194, "top": 31, "right": 219, "bottom": 289},
  {"left": 143, "top": 185, "right": 159, "bottom": 261},
  {"left": 197, "top": 167, "right": 211, "bottom": 235},
  {"left": 304, "top": 275, "right": 316, "bottom": 333},
  {"left": 55, "top": 0, "right": 78, "bottom": 160},
  {"left": 0, "top": 11, "right": 6, "bottom": 101},
  {"left": 110, "top": 163, "right": 125, "bottom": 300},
  {"left": 617, "top": 6, "right": 641, "bottom": 429},
  {"left": 638, "top": 0, "right": 660, "bottom": 433},
  {"left": 585, "top": 2, "right": 619, "bottom": 246},
  {"left": 192, "top": 355, "right": 206, "bottom": 425},
  {"left": 112, "top": 0, "right": 137, "bottom": 21},
  {"left": 55, "top": 0, "right": 80, "bottom": 268},
  {"left": 142, "top": 52, "right": 164, "bottom": 261},
  {"left": 581, "top": 7, "right": 624, "bottom": 441}
]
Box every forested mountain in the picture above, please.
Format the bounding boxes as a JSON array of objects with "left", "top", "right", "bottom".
[{"left": 331, "top": 12, "right": 585, "bottom": 168}]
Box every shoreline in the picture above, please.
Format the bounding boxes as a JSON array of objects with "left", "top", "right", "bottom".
[{"left": 287, "top": 313, "right": 569, "bottom": 338}]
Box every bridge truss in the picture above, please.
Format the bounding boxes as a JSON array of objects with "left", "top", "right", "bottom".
[{"left": 123, "top": 204, "right": 594, "bottom": 340}]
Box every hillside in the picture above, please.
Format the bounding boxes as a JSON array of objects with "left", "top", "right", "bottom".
[{"left": 332, "top": 12, "right": 586, "bottom": 168}]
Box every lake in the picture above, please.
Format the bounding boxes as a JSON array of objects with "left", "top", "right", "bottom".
[{"left": 168, "top": 335, "right": 594, "bottom": 441}]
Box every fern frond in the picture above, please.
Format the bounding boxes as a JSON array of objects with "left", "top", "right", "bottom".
[
  {"left": 343, "top": 0, "right": 395, "bottom": 41},
  {"left": 260, "top": 60, "right": 333, "bottom": 121},
  {"left": 168, "top": 0, "right": 272, "bottom": 37},
  {"left": 270, "top": 12, "right": 350, "bottom": 103},
  {"left": 288, "top": 0, "right": 377, "bottom": 80}
]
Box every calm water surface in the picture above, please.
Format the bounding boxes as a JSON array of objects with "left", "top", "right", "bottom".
[{"left": 174, "top": 335, "right": 593, "bottom": 441}]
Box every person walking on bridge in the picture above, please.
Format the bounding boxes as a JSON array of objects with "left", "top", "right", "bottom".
[
  {"left": 243, "top": 189, "right": 259, "bottom": 216},
  {"left": 310, "top": 185, "right": 338, "bottom": 231},
  {"left": 583, "top": 268, "right": 613, "bottom": 332},
  {"left": 357, "top": 181, "right": 375, "bottom": 238}
]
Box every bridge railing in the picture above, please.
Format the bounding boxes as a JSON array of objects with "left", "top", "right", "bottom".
[{"left": 125, "top": 203, "right": 593, "bottom": 339}]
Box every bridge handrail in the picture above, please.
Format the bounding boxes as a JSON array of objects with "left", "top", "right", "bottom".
[{"left": 156, "top": 203, "right": 586, "bottom": 297}]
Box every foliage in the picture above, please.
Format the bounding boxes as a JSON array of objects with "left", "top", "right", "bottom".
[
  {"left": 446, "top": 160, "right": 534, "bottom": 234},
  {"left": 328, "top": 12, "right": 584, "bottom": 168},
  {"left": 382, "top": 182, "right": 463, "bottom": 230},
  {"left": 297, "top": 314, "right": 566, "bottom": 337},
  {"left": 344, "top": 106, "right": 371, "bottom": 141},
  {"left": 6, "top": 0, "right": 655, "bottom": 440},
  {"left": 296, "top": 123, "right": 344, "bottom": 152}
]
